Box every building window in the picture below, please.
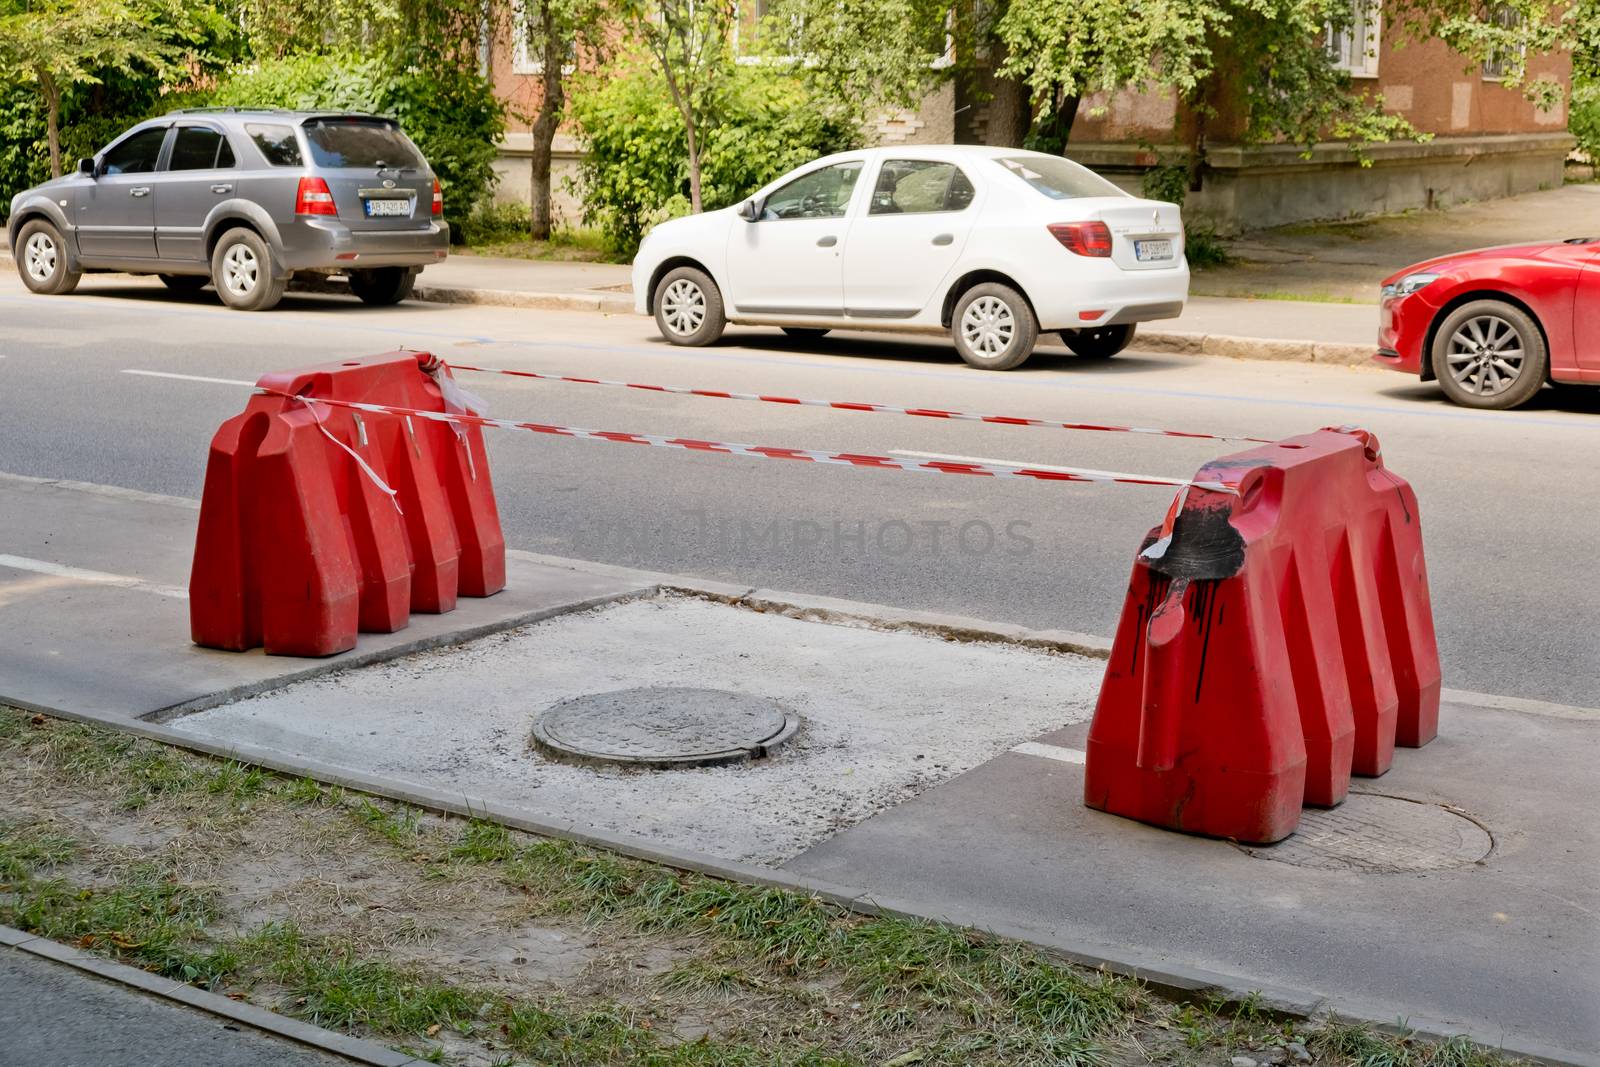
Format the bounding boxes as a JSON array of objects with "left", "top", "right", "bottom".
[
  {"left": 1326, "top": 0, "right": 1380, "bottom": 78},
  {"left": 1482, "top": 3, "right": 1525, "bottom": 81},
  {"left": 512, "top": 1, "right": 579, "bottom": 76},
  {"left": 734, "top": 0, "right": 772, "bottom": 57}
]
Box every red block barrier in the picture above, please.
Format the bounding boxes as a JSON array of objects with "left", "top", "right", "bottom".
[
  {"left": 189, "top": 351, "right": 505, "bottom": 657},
  {"left": 1084, "top": 427, "right": 1440, "bottom": 843}
]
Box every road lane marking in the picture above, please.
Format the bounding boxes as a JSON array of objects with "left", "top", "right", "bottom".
[
  {"left": 5, "top": 292, "right": 1584, "bottom": 431},
  {"left": 1010, "top": 741, "right": 1087, "bottom": 764},
  {"left": 893, "top": 450, "right": 1198, "bottom": 488},
  {"left": 122, "top": 369, "right": 256, "bottom": 387},
  {"left": 0, "top": 554, "right": 188, "bottom": 599}
]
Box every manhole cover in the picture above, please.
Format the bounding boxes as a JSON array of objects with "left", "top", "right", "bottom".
[
  {"left": 530, "top": 687, "right": 799, "bottom": 769},
  {"left": 1239, "top": 793, "right": 1493, "bottom": 872}
]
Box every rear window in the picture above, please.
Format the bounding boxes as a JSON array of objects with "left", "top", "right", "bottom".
[
  {"left": 246, "top": 124, "right": 302, "bottom": 167},
  {"left": 303, "top": 121, "right": 423, "bottom": 169},
  {"left": 995, "top": 156, "right": 1127, "bottom": 201}
]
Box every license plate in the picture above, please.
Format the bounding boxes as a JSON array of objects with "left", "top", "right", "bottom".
[
  {"left": 364, "top": 198, "right": 410, "bottom": 217},
  {"left": 1134, "top": 238, "right": 1174, "bottom": 262}
]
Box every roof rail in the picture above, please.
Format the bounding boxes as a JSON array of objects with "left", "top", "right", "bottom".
[{"left": 164, "top": 106, "right": 292, "bottom": 116}]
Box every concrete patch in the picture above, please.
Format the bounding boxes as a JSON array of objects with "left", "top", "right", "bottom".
[{"left": 168, "top": 595, "right": 1104, "bottom": 865}]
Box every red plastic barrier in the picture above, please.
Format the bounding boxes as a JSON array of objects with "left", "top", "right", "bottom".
[
  {"left": 1084, "top": 427, "right": 1440, "bottom": 843},
  {"left": 189, "top": 351, "right": 505, "bottom": 656}
]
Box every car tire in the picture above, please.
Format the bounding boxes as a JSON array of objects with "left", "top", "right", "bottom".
[
  {"left": 1430, "top": 299, "right": 1547, "bottom": 410},
  {"left": 952, "top": 282, "right": 1037, "bottom": 371},
  {"left": 349, "top": 267, "right": 416, "bottom": 306},
  {"left": 15, "top": 219, "right": 81, "bottom": 295},
  {"left": 653, "top": 266, "right": 726, "bottom": 346},
  {"left": 1061, "top": 324, "right": 1135, "bottom": 359},
  {"left": 210, "top": 228, "right": 285, "bottom": 312},
  {"left": 158, "top": 273, "right": 208, "bottom": 292},
  {"left": 781, "top": 327, "right": 830, "bottom": 340}
]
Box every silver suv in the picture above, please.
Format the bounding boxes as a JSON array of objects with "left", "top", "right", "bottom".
[{"left": 6, "top": 109, "right": 449, "bottom": 311}]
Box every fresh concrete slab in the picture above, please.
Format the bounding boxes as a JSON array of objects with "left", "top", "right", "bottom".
[
  {"left": 167, "top": 595, "right": 1106, "bottom": 864},
  {"left": 785, "top": 703, "right": 1600, "bottom": 1062},
  {"left": 0, "top": 473, "right": 654, "bottom": 722}
]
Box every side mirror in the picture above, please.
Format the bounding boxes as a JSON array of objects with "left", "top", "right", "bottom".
[
  {"left": 76, "top": 157, "right": 95, "bottom": 177},
  {"left": 736, "top": 199, "right": 759, "bottom": 222}
]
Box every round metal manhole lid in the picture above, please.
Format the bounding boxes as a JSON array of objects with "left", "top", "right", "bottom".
[
  {"left": 530, "top": 687, "right": 799, "bottom": 769},
  {"left": 1239, "top": 793, "right": 1493, "bottom": 873}
]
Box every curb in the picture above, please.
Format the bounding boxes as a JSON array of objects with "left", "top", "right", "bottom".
[
  {"left": 0, "top": 247, "right": 1369, "bottom": 366},
  {"left": 0, "top": 927, "right": 426, "bottom": 1066},
  {"left": 20, "top": 705, "right": 1591, "bottom": 1067}
]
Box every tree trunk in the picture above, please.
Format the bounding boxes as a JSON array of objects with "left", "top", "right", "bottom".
[
  {"left": 983, "top": 41, "right": 1031, "bottom": 147},
  {"left": 528, "top": 7, "right": 565, "bottom": 241},
  {"left": 39, "top": 69, "right": 61, "bottom": 179},
  {"left": 683, "top": 106, "right": 703, "bottom": 213}
]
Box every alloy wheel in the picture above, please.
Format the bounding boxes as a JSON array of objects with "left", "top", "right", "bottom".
[
  {"left": 961, "top": 296, "right": 1015, "bottom": 357},
  {"left": 24, "top": 231, "right": 57, "bottom": 282},
  {"left": 1445, "top": 314, "right": 1525, "bottom": 398},
  {"left": 662, "top": 278, "right": 706, "bottom": 336},
  {"left": 222, "top": 244, "right": 259, "bottom": 297}
]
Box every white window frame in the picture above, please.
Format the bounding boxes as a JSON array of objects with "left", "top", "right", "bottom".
[
  {"left": 1481, "top": 3, "right": 1525, "bottom": 82},
  {"left": 1326, "top": 0, "right": 1381, "bottom": 79},
  {"left": 511, "top": 0, "right": 578, "bottom": 76}
]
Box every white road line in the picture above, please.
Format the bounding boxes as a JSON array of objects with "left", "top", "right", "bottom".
[
  {"left": 1010, "top": 741, "right": 1087, "bottom": 765},
  {"left": 0, "top": 554, "right": 188, "bottom": 599},
  {"left": 891, "top": 450, "right": 1197, "bottom": 488},
  {"left": 122, "top": 369, "right": 255, "bottom": 387}
]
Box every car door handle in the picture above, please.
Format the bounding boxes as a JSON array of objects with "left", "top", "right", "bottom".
[
  {"left": 129, "top": 187, "right": 150, "bottom": 198},
  {"left": 816, "top": 235, "right": 838, "bottom": 248},
  {"left": 932, "top": 233, "right": 954, "bottom": 246},
  {"left": 211, "top": 184, "right": 232, "bottom": 194}
]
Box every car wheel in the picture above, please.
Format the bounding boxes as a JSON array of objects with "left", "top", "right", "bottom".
[
  {"left": 1430, "top": 299, "right": 1547, "bottom": 410},
  {"left": 653, "top": 266, "right": 726, "bottom": 346},
  {"left": 211, "top": 229, "right": 285, "bottom": 312},
  {"left": 15, "top": 219, "right": 81, "bottom": 295},
  {"left": 781, "top": 327, "right": 830, "bottom": 340},
  {"left": 952, "top": 282, "right": 1038, "bottom": 371},
  {"left": 158, "top": 273, "right": 208, "bottom": 292},
  {"left": 1061, "top": 324, "right": 1134, "bottom": 359},
  {"left": 348, "top": 267, "right": 416, "bottom": 306}
]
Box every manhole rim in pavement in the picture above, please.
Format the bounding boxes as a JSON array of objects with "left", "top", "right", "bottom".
[
  {"left": 1233, "top": 791, "right": 1496, "bottom": 873},
  {"left": 529, "top": 686, "right": 801, "bottom": 770}
]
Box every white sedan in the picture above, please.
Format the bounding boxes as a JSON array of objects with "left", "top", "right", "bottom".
[{"left": 631, "top": 145, "right": 1189, "bottom": 370}]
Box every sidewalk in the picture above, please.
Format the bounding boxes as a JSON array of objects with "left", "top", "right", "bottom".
[{"left": 2, "top": 473, "right": 1596, "bottom": 1064}]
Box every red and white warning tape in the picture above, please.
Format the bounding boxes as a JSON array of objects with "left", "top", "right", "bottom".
[
  {"left": 270, "top": 391, "right": 1240, "bottom": 493},
  {"left": 443, "top": 362, "right": 1269, "bottom": 444}
]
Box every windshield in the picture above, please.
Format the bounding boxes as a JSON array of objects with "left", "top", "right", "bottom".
[
  {"left": 995, "top": 156, "right": 1127, "bottom": 200},
  {"left": 302, "top": 121, "right": 423, "bottom": 169}
]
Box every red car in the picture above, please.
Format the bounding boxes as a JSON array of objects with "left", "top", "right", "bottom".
[{"left": 1375, "top": 240, "right": 1600, "bottom": 409}]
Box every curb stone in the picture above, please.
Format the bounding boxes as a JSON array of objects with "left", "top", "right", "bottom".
[
  {"left": 0, "top": 247, "right": 1371, "bottom": 365},
  {"left": 1, "top": 928, "right": 427, "bottom": 1066},
  {"left": 11, "top": 707, "right": 1591, "bottom": 1067}
]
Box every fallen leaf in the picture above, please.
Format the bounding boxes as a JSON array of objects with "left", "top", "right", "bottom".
[
  {"left": 426, "top": 1024, "right": 441, "bottom": 1037},
  {"left": 29, "top": 715, "right": 45, "bottom": 726},
  {"left": 226, "top": 992, "right": 247, "bottom": 1001},
  {"left": 881, "top": 1051, "right": 926, "bottom": 1067}
]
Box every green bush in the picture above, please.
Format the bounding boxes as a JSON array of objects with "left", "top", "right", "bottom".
[
  {"left": 184, "top": 52, "right": 506, "bottom": 233},
  {"left": 1570, "top": 79, "right": 1600, "bottom": 163},
  {"left": 571, "top": 56, "right": 861, "bottom": 257}
]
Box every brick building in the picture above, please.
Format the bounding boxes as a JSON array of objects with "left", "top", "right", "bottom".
[{"left": 481, "top": 3, "right": 1574, "bottom": 234}]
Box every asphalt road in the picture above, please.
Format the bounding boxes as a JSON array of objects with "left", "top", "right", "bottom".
[
  {"left": 2, "top": 273, "right": 1597, "bottom": 706},
  {"left": 0, "top": 946, "right": 363, "bottom": 1067}
]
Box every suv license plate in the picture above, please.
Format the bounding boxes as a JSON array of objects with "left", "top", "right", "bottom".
[
  {"left": 1135, "top": 239, "right": 1173, "bottom": 262},
  {"left": 364, "top": 199, "right": 410, "bottom": 217}
]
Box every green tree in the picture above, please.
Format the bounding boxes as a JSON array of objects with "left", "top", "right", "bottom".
[
  {"left": 520, "top": 0, "right": 611, "bottom": 240},
  {"left": 620, "top": 0, "right": 738, "bottom": 213},
  {"left": 0, "top": 0, "right": 176, "bottom": 177}
]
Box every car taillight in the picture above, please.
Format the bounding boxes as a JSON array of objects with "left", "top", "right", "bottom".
[
  {"left": 1048, "top": 221, "right": 1113, "bottom": 257},
  {"left": 431, "top": 178, "right": 443, "bottom": 217},
  {"left": 295, "top": 177, "right": 336, "bottom": 216}
]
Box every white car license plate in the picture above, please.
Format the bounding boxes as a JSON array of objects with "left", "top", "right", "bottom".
[
  {"left": 364, "top": 198, "right": 410, "bottom": 217},
  {"left": 1134, "top": 238, "right": 1174, "bottom": 262}
]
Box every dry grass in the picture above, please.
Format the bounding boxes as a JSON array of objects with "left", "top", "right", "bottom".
[{"left": 0, "top": 707, "right": 1522, "bottom": 1067}]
